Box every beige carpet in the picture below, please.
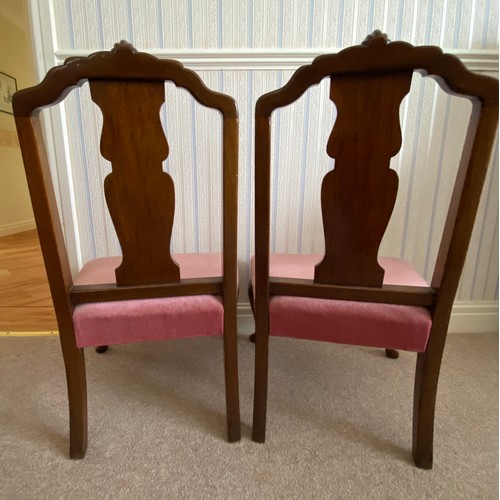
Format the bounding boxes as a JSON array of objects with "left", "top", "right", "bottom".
[{"left": 1, "top": 333, "right": 497, "bottom": 499}]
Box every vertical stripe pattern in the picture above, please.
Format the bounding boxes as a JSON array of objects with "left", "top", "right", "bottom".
[{"left": 44, "top": 0, "right": 498, "bottom": 303}]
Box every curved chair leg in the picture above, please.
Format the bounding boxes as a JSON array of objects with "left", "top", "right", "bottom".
[
  {"left": 223, "top": 309, "right": 241, "bottom": 442},
  {"left": 249, "top": 281, "right": 269, "bottom": 442},
  {"left": 59, "top": 334, "right": 88, "bottom": 459},
  {"left": 95, "top": 345, "right": 109, "bottom": 353},
  {"left": 252, "top": 318, "right": 270, "bottom": 443},
  {"left": 385, "top": 348, "right": 399, "bottom": 359},
  {"left": 412, "top": 340, "right": 445, "bottom": 469}
]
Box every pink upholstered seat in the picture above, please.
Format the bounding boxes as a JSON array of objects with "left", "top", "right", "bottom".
[
  {"left": 73, "top": 254, "right": 224, "bottom": 348},
  {"left": 251, "top": 254, "right": 432, "bottom": 352}
]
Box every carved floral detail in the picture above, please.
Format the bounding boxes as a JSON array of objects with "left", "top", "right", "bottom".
[{"left": 362, "top": 30, "right": 390, "bottom": 46}]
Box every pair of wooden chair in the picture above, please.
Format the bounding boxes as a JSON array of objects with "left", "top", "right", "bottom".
[{"left": 13, "top": 32, "right": 497, "bottom": 469}]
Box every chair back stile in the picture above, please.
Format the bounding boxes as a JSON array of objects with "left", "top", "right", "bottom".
[{"left": 14, "top": 115, "right": 75, "bottom": 338}]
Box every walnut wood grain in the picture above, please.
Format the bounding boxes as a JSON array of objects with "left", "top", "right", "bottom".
[
  {"left": 70, "top": 277, "right": 223, "bottom": 304},
  {"left": 314, "top": 71, "right": 412, "bottom": 286},
  {"left": 89, "top": 80, "right": 180, "bottom": 286},
  {"left": 221, "top": 117, "right": 241, "bottom": 441},
  {"left": 255, "top": 33, "right": 497, "bottom": 119},
  {"left": 13, "top": 41, "right": 237, "bottom": 118},
  {"left": 15, "top": 116, "right": 87, "bottom": 458},
  {"left": 269, "top": 279, "right": 434, "bottom": 307}
]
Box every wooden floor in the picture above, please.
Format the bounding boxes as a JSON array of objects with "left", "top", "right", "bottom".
[{"left": 0, "top": 229, "right": 57, "bottom": 331}]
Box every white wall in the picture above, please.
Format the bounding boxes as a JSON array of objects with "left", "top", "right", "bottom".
[
  {"left": 0, "top": 1, "right": 36, "bottom": 236},
  {"left": 28, "top": 0, "right": 498, "bottom": 330}
]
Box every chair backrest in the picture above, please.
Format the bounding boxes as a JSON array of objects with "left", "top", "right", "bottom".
[
  {"left": 254, "top": 31, "right": 497, "bottom": 314},
  {"left": 13, "top": 42, "right": 238, "bottom": 318}
]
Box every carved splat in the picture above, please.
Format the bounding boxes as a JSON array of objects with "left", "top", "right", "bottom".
[
  {"left": 89, "top": 80, "right": 180, "bottom": 286},
  {"left": 314, "top": 70, "right": 413, "bottom": 286}
]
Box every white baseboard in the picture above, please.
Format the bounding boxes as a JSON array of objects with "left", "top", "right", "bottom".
[
  {"left": 448, "top": 302, "right": 498, "bottom": 333},
  {"left": 237, "top": 304, "right": 255, "bottom": 338},
  {"left": 237, "top": 301, "right": 499, "bottom": 336},
  {"left": 0, "top": 220, "right": 36, "bottom": 237}
]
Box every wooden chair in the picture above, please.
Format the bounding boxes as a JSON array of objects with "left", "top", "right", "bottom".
[
  {"left": 13, "top": 41, "right": 240, "bottom": 458},
  {"left": 251, "top": 31, "right": 498, "bottom": 469}
]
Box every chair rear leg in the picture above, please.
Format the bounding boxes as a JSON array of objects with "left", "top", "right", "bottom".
[
  {"left": 412, "top": 347, "right": 444, "bottom": 469},
  {"left": 248, "top": 284, "right": 256, "bottom": 343},
  {"left": 223, "top": 316, "right": 241, "bottom": 442},
  {"left": 385, "top": 348, "right": 399, "bottom": 358},
  {"left": 252, "top": 321, "right": 269, "bottom": 443},
  {"left": 59, "top": 335, "right": 88, "bottom": 459},
  {"left": 249, "top": 282, "right": 269, "bottom": 442}
]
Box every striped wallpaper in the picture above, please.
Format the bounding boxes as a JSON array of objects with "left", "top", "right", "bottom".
[
  {"left": 32, "top": 0, "right": 498, "bottom": 303},
  {"left": 50, "top": 0, "right": 499, "bottom": 50}
]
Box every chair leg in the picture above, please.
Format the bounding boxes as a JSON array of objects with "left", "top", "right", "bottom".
[
  {"left": 95, "top": 345, "right": 109, "bottom": 353},
  {"left": 385, "top": 348, "right": 399, "bottom": 359},
  {"left": 249, "top": 281, "right": 268, "bottom": 442},
  {"left": 248, "top": 285, "right": 256, "bottom": 346},
  {"left": 223, "top": 314, "right": 241, "bottom": 442},
  {"left": 59, "top": 335, "right": 88, "bottom": 459},
  {"left": 412, "top": 348, "right": 443, "bottom": 469},
  {"left": 252, "top": 321, "right": 269, "bottom": 443}
]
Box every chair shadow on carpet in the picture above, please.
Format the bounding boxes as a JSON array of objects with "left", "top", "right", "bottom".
[
  {"left": 271, "top": 394, "right": 413, "bottom": 464},
  {"left": 0, "top": 391, "right": 69, "bottom": 456},
  {"left": 265, "top": 339, "right": 415, "bottom": 464},
  {"left": 86, "top": 337, "right": 237, "bottom": 442}
]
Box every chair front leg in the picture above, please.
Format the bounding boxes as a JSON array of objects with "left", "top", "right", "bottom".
[
  {"left": 412, "top": 329, "right": 446, "bottom": 469},
  {"left": 59, "top": 332, "right": 88, "bottom": 459}
]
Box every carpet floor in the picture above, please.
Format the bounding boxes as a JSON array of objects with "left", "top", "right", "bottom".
[{"left": 0, "top": 333, "right": 497, "bottom": 499}]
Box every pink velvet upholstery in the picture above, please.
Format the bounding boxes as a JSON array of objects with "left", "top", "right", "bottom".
[
  {"left": 251, "top": 254, "right": 432, "bottom": 352},
  {"left": 73, "top": 254, "right": 224, "bottom": 348}
]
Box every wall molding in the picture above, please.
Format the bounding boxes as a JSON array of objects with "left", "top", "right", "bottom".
[
  {"left": 448, "top": 302, "right": 499, "bottom": 334},
  {"left": 237, "top": 301, "right": 499, "bottom": 337},
  {"left": 237, "top": 303, "right": 255, "bottom": 337},
  {"left": 54, "top": 48, "right": 499, "bottom": 72}
]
